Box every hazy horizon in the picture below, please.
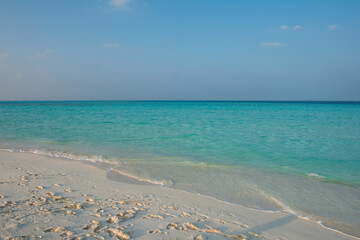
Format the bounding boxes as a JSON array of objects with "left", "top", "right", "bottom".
[
  {"left": 1, "top": 100, "right": 360, "bottom": 103},
  {"left": 1, "top": 0, "right": 360, "bottom": 101}
]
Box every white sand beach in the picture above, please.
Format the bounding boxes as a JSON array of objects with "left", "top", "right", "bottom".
[{"left": 0, "top": 151, "right": 357, "bottom": 240}]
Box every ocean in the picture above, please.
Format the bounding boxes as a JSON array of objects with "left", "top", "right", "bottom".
[{"left": 0, "top": 101, "right": 359, "bottom": 236}]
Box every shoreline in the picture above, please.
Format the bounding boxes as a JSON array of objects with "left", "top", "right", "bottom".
[
  {"left": 2, "top": 148, "right": 360, "bottom": 236},
  {"left": 0, "top": 149, "right": 335, "bottom": 218},
  {"left": 0, "top": 151, "right": 358, "bottom": 240}
]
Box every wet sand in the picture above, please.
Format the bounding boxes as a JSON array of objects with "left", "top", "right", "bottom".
[{"left": 0, "top": 151, "right": 357, "bottom": 240}]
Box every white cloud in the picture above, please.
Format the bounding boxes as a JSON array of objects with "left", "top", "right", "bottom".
[
  {"left": 278, "top": 25, "right": 304, "bottom": 31},
  {"left": 328, "top": 24, "right": 338, "bottom": 30},
  {"left": 102, "top": 43, "right": 121, "bottom": 48},
  {"left": 110, "top": 0, "right": 132, "bottom": 9},
  {"left": 260, "top": 42, "right": 285, "bottom": 47},
  {"left": 28, "top": 49, "right": 54, "bottom": 61},
  {"left": 0, "top": 53, "right": 8, "bottom": 60},
  {"left": 280, "top": 25, "right": 289, "bottom": 30},
  {"left": 293, "top": 25, "right": 303, "bottom": 30}
]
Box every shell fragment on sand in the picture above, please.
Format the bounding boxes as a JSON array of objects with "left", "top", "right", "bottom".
[
  {"left": 107, "top": 228, "right": 130, "bottom": 240},
  {"left": 106, "top": 216, "right": 119, "bottom": 224}
]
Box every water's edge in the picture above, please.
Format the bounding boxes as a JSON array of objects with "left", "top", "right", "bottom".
[{"left": 1, "top": 148, "right": 359, "bottom": 239}]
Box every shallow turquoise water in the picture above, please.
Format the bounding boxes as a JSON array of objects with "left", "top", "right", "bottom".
[{"left": 0, "top": 101, "right": 359, "bottom": 236}]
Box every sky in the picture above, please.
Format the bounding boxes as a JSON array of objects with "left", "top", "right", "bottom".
[{"left": 0, "top": 0, "right": 360, "bottom": 101}]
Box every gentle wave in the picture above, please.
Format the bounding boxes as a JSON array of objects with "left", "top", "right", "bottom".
[
  {"left": 108, "top": 168, "right": 174, "bottom": 187},
  {"left": 0, "top": 148, "right": 106, "bottom": 162},
  {"left": 307, "top": 173, "right": 326, "bottom": 179},
  {"left": 0, "top": 147, "right": 173, "bottom": 187}
]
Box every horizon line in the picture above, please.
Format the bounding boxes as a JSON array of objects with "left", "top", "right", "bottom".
[{"left": 1, "top": 100, "right": 360, "bottom": 103}]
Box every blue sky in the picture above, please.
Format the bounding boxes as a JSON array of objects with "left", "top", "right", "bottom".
[{"left": 0, "top": 0, "right": 359, "bottom": 100}]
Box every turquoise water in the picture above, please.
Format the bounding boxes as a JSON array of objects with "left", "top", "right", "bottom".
[{"left": 0, "top": 101, "right": 359, "bottom": 236}]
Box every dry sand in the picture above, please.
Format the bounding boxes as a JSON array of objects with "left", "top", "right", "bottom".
[{"left": 0, "top": 151, "right": 357, "bottom": 240}]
